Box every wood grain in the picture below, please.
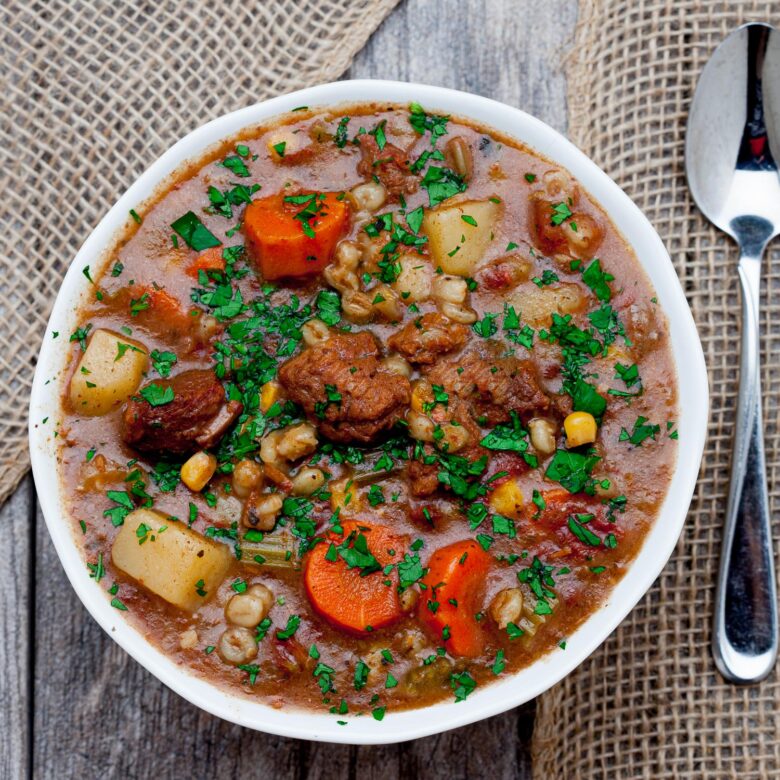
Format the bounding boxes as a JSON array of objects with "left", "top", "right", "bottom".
[
  {"left": 9, "top": 1, "right": 578, "bottom": 777},
  {"left": 0, "top": 477, "right": 34, "bottom": 780}
]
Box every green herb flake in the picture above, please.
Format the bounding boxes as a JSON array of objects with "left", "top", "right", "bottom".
[
  {"left": 619, "top": 416, "right": 660, "bottom": 447},
  {"left": 171, "top": 211, "right": 221, "bottom": 251},
  {"left": 276, "top": 614, "right": 301, "bottom": 640},
  {"left": 491, "top": 650, "right": 506, "bottom": 675},
  {"left": 139, "top": 383, "right": 175, "bottom": 407}
]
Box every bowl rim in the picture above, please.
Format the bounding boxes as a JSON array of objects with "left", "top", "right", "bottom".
[{"left": 29, "top": 78, "right": 709, "bottom": 745}]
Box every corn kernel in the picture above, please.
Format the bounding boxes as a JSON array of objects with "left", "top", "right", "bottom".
[
  {"left": 181, "top": 451, "right": 217, "bottom": 492},
  {"left": 329, "top": 478, "right": 361, "bottom": 515},
  {"left": 260, "top": 381, "right": 281, "bottom": 413},
  {"left": 564, "top": 411, "right": 598, "bottom": 448},
  {"left": 489, "top": 479, "right": 524, "bottom": 520},
  {"left": 410, "top": 380, "right": 432, "bottom": 413}
]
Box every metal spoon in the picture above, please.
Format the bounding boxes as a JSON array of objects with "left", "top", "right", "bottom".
[{"left": 686, "top": 22, "right": 780, "bottom": 683}]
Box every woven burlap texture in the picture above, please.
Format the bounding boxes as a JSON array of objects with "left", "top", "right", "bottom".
[
  {"left": 532, "top": 1, "right": 780, "bottom": 778},
  {"left": 0, "top": 0, "right": 399, "bottom": 505}
]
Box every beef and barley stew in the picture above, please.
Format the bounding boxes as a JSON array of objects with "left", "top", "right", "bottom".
[{"left": 56, "top": 103, "right": 677, "bottom": 719}]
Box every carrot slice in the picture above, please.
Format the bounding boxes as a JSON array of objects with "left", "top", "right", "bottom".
[
  {"left": 147, "top": 287, "right": 184, "bottom": 317},
  {"left": 186, "top": 247, "right": 225, "bottom": 279},
  {"left": 303, "top": 521, "right": 405, "bottom": 636},
  {"left": 243, "top": 191, "right": 349, "bottom": 280},
  {"left": 418, "top": 539, "right": 492, "bottom": 657}
]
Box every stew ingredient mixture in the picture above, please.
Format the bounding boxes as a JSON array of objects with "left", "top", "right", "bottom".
[{"left": 53, "top": 103, "right": 678, "bottom": 721}]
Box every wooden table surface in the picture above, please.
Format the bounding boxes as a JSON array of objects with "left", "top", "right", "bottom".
[{"left": 3, "top": 1, "right": 576, "bottom": 777}]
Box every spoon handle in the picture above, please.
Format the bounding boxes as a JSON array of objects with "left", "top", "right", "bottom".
[{"left": 713, "top": 250, "right": 778, "bottom": 683}]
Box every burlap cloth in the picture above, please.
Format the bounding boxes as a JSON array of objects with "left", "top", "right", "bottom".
[
  {"left": 533, "top": 1, "right": 780, "bottom": 777},
  {"left": 0, "top": 0, "right": 399, "bottom": 505}
]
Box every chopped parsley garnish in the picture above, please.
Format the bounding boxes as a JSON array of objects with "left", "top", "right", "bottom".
[
  {"left": 567, "top": 514, "right": 602, "bottom": 546},
  {"left": 367, "top": 484, "right": 385, "bottom": 507},
  {"left": 581, "top": 258, "right": 614, "bottom": 302},
  {"left": 506, "top": 622, "right": 524, "bottom": 639},
  {"left": 206, "top": 183, "right": 260, "bottom": 220},
  {"left": 502, "top": 304, "right": 534, "bottom": 349},
  {"left": 532, "top": 269, "right": 559, "bottom": 287},
  {"left": 550, "top": 201, "right": 573, "bottom": 226},
  {"left": 70, "top": 324, "right": 92, "bottom": 351},
  {"left": 335, "top": 530, "right": 381, "bottom": 575},
  {"left": 517, "top": 556, "right": 556, "bottom": 615},
  {"left": 619, "top": 416, "right": 660, "bottom": 446},
  {"left": 472, "top": 312, "right": 498, "bottom": 339},
  {"left": 397, "top": 552, "right": 426, "bottom": 590},
  {"left": 480, "top": 412, "right": 531, "bottom": 457},
  {"left": 545, "top": 449, "right": 600, "bottom": 493},
  {"left": 171, "top": 211, "right": 221, "bottom": 251},
  {"left": 283, "top": 193, "right": 326, "bottom": 239},
  {"left": 220, "top": 153, "right": 251, "bottom": 177},
  {"left": 103, "top": 490, "right": 134, "bottom": 526},
  {"left": 435, "top": 451, "right": 489, "bottom": 500},
  {"left": 139, "top": 383, "right": 174, "bottom": 407},
  {"left": 588, "top": 303, "right": 626, "bottom": 347},
  {"left": 238, "top": 664, "right": 260, "bottom": 685},
  {"left": 354, "top": 660, "right": 369, "bottom": 690},
  {"left": 409, "top": 102, "right": 449, "bottom": 145},
  {"left": 406, "top": 206, "right": 424, "bottom": 234},
  {"left": 420, "top": 165, "right": 467, "bottom": 207},
  {"left": 450, "top": 670, "right": 477, "bottom": 702},
  {"left": 315, "top": 289, "right": 341, "bottom": 326},
  {"left": 87, "top": 553, "right": 105, "bottom": 582},
  {"left": 313, "top": 662, "right": 336, "bottom": 694},
  {"left": 491, "top": 650, "right": 507, "bottom": 675},
  {"left": 276, "top": 614, "right": 301, "bottom": 640},
  {"left": 334, "top": 116, "right": 350, "bottom": 148},
  {"left": 369, "top": 119, "right": 387, "bottom": 151},
  {"left": 150, "top": 350, "right": 177, "bottom": 378},
  {"left": 314, "top": 384, "right": 342, "bottom": 419},
  {"left": 615, "top": 362, "right": 641, "bottom": 388},
  {"left": 492, "top": 514, "right": 516, "bottom": 539}
]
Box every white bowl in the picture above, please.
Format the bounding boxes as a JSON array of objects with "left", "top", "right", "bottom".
[{"left": 29, "top": 80, "right": 708, "bottom": 744}]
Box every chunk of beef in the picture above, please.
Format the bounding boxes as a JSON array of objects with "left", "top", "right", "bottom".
[
  {"left": 426, "top": 344, "right": 551, "bottom": 427},
  {"left": 529, "top": 195, "right": 604, "bottom": 259},
  {"left": 278, "top": 331, "right": 410, "bottom": 444},
  {"left": 388, "top": 313, "right": 468, "bottom": 365},
  {"left": 408, "top": 455, "right": 440, "bottom": 497},
  {"left": 357, "top": 135, "right": 418, "bottom": 201},
  {"left": 122, "top": 369, "right": 242, "bottom": 455}
]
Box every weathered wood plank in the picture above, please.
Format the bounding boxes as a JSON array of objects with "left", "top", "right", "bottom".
[
  {"left": 0, "top": 476, "right": 34, "bottom": 780},
  {"left": 345, "top": 0, "right": 576, "bottom": 133},
  {"left": 26, "top": 0, "right": 577, "bottom": 777}
]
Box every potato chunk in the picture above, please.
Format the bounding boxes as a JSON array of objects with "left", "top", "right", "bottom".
[
  {"left": 508, "top": 282, "right": 587, "bottom": 327},
  {"left": 111, "top": 509, "right": 231, "bottom": 611},
  {"left": 69, "top": 328, "right": 148, "bottom": 416},
  {"left": 423, "top": 199, "right": 501, "bottom": 276}
]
